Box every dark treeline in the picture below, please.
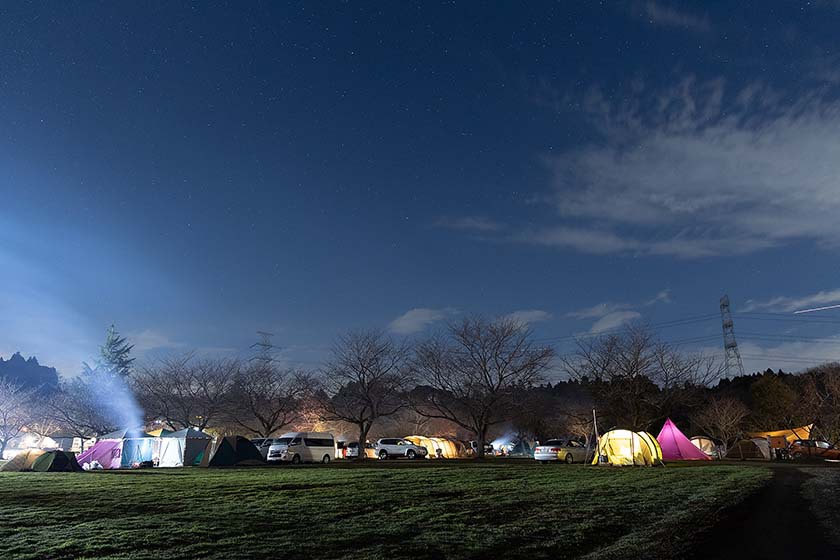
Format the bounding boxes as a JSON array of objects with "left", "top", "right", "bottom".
[{"left": 2, "top": 319, "right": 838, "bottom": 459}]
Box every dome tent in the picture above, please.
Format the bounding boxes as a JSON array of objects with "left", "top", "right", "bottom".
[
  {"left": 0, "top": 449, "right": 45, "bottom": 472},
  {"left": 725, "top": 438, "right": 771, "bottom": 460},
  {"left": 202, "top": 436, "right": 264, "bottom": 467},
  {"left": 157, "top": 428, "right": 213, "bottom": 467},
  {"left": 31, "top": 450, "right": 82, "bottom": 472},
  {"left": 656, "top": 419, "right": 710, "bottom": 461},
  {"left": 593, "top": 430, "right": 663, "bottom": 466},
  {"left": 405, "top": 436, "right": 467, "bottom": 459},
  {"left": 690, "top": 436, "right": 723, "bottom": 459}
]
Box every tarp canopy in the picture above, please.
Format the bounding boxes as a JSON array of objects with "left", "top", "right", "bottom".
[
  {"left": 593, "top": 430, "right": 663, "bottom": 466},
  {"left": 31, "top": 450, "right": 82, "bottom": 472},
  {"left": 725, "top": 438, "right": 771, "bottom": 460},
  {"left": 405, "top": 436, "right": 466, "bottom": 459},
  {"left": 203, "top": 436, "right": 264, "bottom": 467},
  {"left": 747, "top": 425, "right": 813, "bottom": 445},
  {"left": 690, "top": 436, "right": 723, "bottom": 459},
  {"left": 0, "top": 449, "right": 45, "bottom": 472},
  {"left": 657, "top": 419, "right": 710, "bottom": 461},
  {"left": 158, "top": 429, "right": 213, "bottom": 467}
]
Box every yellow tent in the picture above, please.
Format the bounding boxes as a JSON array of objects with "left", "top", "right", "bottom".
[
  {"left": 747, "top": 424, "right": 812, "bottom": 444},
  {"left": 0, "top": 449, "right": 46, "bottom": 472},
  {"left": 147, "top": 428, "right": 173, "bottom": 437},
  {"left": 405, "top": 436, "right": 466, "bottom": 459},
  {"left": 592, "top": 430, "right": 663, "bottom": 466}
]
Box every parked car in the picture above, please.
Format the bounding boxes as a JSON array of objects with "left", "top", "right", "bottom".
[
  {"left": 251, "top": 438, "right": 275, "bottom": 460},
  {"left": 374, "top": 438, "right": 428, "bottom": 460},
  {"left": 534, "top": 438, "right": 588, "bottom": 464},
  {"left": 788, "top": 439, "right": 840, "bottom": 461},
  {"left": 345, "top": 441, "right": 376, "bottom": 459},
  {"left": 468, "top": 441, "right": 495, "bottom": 456},
  {"left": 267, "top": 432, "right": 336, "bottom": 464}
]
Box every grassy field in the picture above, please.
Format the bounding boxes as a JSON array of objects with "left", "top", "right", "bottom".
[{"left": 0, "top": 460, "right": 769, "bottom": 560}]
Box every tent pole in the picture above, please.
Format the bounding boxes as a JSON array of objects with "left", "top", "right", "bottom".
[{"left": 590, "top": 408, "right": 600, "bottom": 465}]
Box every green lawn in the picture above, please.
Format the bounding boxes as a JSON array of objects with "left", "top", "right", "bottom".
[{"left": 0, "top": 461, "right": 769, "bottom": 560}]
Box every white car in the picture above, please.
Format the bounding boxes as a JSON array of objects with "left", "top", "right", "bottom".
[
  {"left": 267, "top": 432, "right": 336, "bottom": 464},
  {"left": 374, "top": 438, "right": 428, "bottom": 460},
  {"left": 534, "top": 439, "right": 588, "bottom": 464},
  {"left": 345, "top": 441, "right": 376, "bottom": 459}
]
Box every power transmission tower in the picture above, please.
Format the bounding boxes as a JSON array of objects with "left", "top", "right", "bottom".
[
  {"left": 719, "top": 295, "right": 745, "bottom": 377},
  {"left": 250, "top": 331, "right": 279, "bottom": 365}
]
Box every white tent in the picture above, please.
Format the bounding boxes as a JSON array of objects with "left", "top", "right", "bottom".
[
  {"left": 690, "top": 436, "right": 724, "bottom": 459},
  {"left": 157, "top": 428, "right": 213, "bottom": 467}
]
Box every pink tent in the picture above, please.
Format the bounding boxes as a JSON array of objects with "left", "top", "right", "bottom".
[
  {"left": 76, "top": 440, "right": 123, "bottom": 469},
  {"left": 656, "top": 418, "right": 710, "bottom": 461}
]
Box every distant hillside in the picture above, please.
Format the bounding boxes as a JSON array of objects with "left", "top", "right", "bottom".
[{"left": 0, "top": 352, "right": 59, "bottom": 391}]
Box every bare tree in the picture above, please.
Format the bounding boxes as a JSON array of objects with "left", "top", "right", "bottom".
[
  {"left": 0, "top": 378, "right": 36, "bottom": 457},
  {"left": 410, "top": 317, "right": 554, "bottom": 458},
  {"left": 133, "top": 354, "right": 237, "bottom": 431},
  {"left": 692, "top": 395, "right": 750, "bottom": 447},
  {"left": 226, "top": 362, "right": 311, "bottom": 437},
  {"left": 42, "top": 378, "right": 120, "bottom": 438},
  {"left": 560, "top": 326, "right": 721, "bottom": 430},
  {"left": 796, "top": 364, "right": 840, "bottom": 443},
  {"left": 316, "top": 331, "right": 411, "bottom": 459}
]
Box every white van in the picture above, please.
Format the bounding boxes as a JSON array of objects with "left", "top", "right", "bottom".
[{"left": 267, "top": 432, "right": 336, "bottom": 464}]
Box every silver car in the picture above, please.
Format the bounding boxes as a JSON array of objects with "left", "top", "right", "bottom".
[
  {"left": 534, "top": 439, "right": 588, "bottom": 464},
  {"left": 374, "top": 438, "right": 428, "bottom": 460}
]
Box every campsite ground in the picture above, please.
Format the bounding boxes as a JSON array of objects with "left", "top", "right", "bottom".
[{"left": 0, "top": 460, "right": 774, "bottom": 560}]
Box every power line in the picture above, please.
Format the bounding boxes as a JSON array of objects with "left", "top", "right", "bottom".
[{"left": 532, "top": 313, "right": 719, "bottom": 344}]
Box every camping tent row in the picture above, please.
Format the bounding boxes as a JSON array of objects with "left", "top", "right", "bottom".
[
  {"left": 75, "top": 430, "right": 264, "bottom": 469},
  {"left": 1, "top": 449, "right": 82, "bottom": 472},
  {"left": 594, "top": 418, "right": 721, "bottom": 465}
]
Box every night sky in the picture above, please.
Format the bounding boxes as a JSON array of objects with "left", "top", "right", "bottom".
[{"left": 3, "top": 2, "right": 840, "bottom": 377}]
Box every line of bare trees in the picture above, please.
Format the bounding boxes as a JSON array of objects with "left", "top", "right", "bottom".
[{"left": 6, "top": 317, "right": 840, "bottom": 460}]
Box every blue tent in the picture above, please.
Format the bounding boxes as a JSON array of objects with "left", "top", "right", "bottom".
[{"left": 120, "top": 437, "right": 155, "bottom": 467}]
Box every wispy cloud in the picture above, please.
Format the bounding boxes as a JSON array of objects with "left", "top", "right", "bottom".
[
  {"left": 526, "top": 78, "right": 840, "bottom": 258},
  {"left": 566, "top": 290, "right": 671, "bottom": 333},
  {"left": 128, "top": 329, "right": 186, "bottom": 353},
  {"left": 742, "top": 289, "right": 840, "bottom": 313},
  {"left": 645, "top": 289, "right": 672, "bottom": 305},
  {"left": 388, "top": 307, "right": 457, "bottom": 335},
  {"left": 505, "top": 309, "right": 552, "bottom": 325},
  {"left": 640, "top": 1, "right": 711, "bottom": 32},
  {"left": 434, "top": 216, "right": 503, "bottom": 233},
  {"left": 566, "top": 302, "right": 634, "bottom": 320},
  {"left": 590, "top": 311, "right": 643, "bottom": 334}
]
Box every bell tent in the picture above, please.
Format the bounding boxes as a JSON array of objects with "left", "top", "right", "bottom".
[
  {"left": 725, "top": 438, "right": 771, "bottom": 460},
  {"left": 593, "top": 430, "right": 663, "bottom": 466},
  {"left": 157, "top": 428, "right": 213, "bottom": 467},
  {"left": 31, "top": 450, "right": 82, "bottom": 472},
  {"left": 203, "top": 436, "right": 264, "bottom": 467},
  {"left": 0, "top": 449, "right": 45, "bottom": 472},
  {"left": 690, "top": 436, "right": 723, "bottom": 459},
  {"left": 656, "top": 419, "right": 710, "bottom": 461}
]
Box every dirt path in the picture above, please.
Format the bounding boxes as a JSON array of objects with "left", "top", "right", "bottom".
[{"left": 695, "top": 466, "right": 839, "bottom": 559}]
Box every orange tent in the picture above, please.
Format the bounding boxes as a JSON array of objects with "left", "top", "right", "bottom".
[{"left": 747, "top": 424, "right": 812, "bottom": 446}]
